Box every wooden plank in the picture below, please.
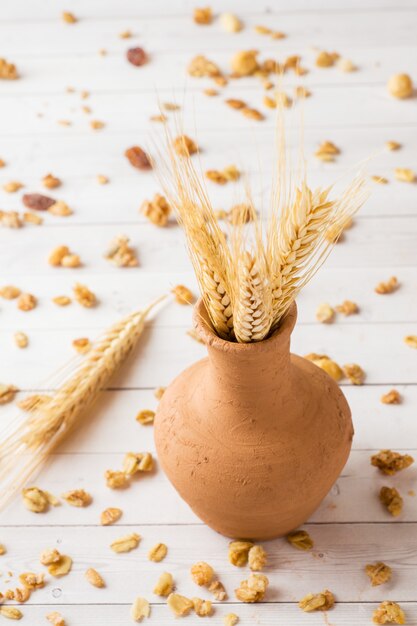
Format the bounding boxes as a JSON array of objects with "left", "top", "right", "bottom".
[
  {"left": 1, "top": 602, "right": 417, "bottom": 624},
  {"left": 0, "top": 450, "right": 415, "bottom": 526},
  {"left": 0, "top": 523, "right": 415, "bottom": 602},
  {"left": 0, "top": 319, "right": 416, "bottom": 388},
  {"left": 0, "top": 267, "right": 415, "bottom": 331}
]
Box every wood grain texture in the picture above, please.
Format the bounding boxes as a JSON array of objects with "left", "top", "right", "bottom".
[{"left": 0, "top": 0, "right": 416, "bottom": 621}]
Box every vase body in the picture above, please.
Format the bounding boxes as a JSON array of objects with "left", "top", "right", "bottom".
[{"left": 154, "top": 300, "right": 353, "bottom": 540}]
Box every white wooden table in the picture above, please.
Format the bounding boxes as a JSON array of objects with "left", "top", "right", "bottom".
[{"left": 0, "top": 0, "right": 416, "bottom": 623}]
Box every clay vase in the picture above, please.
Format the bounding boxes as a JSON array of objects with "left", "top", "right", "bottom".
[{"left": 154, "top": 299, "right": 353, "bottom": 540}]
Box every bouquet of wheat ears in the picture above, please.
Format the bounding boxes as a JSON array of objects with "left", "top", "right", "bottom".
[{"left": 162, "top": 121, "right": 367, "bottom": 343}]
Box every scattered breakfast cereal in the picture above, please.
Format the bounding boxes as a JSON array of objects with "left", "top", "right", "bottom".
[
  {"left": 193, "top": 7, "right": 212, "bottom": 25},
  {"left": 73, "top": 283, "right": 97, "bottom": 307},
  {"left": 172, "top": 285, "right": 194, "bottom": 305},
  {"left": 167, "top": 593, "right": 194, "bottom": 617},
  {"left": 47, "top": 611, "right": 66, "bottom": 625},
  {"left": 136, "top": 409, "right": 155, "bottom": 425},
  {"left": 191, "top": 561, "right": 214, "bottom": 586},
  {"left": 85, "top": 568, "right": 105, "bottom": 588},
  {"left": 101, "top": 507, "right": 123, "bottom": 526},
  {"left": 19, "top": 571, "right": 45, "bottom": 589},
  {"left": 338, "top": 58, "right": 357, "bottom": 72},
  {"left": 380, "top": 486, "right": 403, "bottom": 516},
  {"left": 335, "top": 300, "right": 359, "bottom": 315},
  {"left": 248, "top": 545, "right": 267, "bottom": 571},
  {"left": 14, "top": 332, "right": 28, "bottom": 348},
  {"left": 192, "top": 597, "right": 213, "bottom": 617},
  {"left": 371, "top": 450, "right": 414, "bottom": 475},
  {"left": 131, "top": 596, "right": 150, "bottom": 621},
  {"left": 315, "top": 140, "right": 340, "bottom": 162},
  {"left": 17, "top": 292, "right": 37, "bottom": 311},
  {"left": 224, "top": 614, "right": 239, "bottom": 626},
  {"left": 0, "top": 607, "right": 23, "bottom": 619},
  {"left": 148, "top": 543, "right": 168, "bottom": 562},
  {"left": 48, "top": 200, "right": 73, "bottom": 217},
  {"left": 299, "top": 589, "right": 335, "bottom": 611},
  {"left": 48, "top": 246, "right": 81, "bottom": 268},
  {"left": 375, "top": 276, "right": 398, "bottom": 294},
  {"left": 387, "top": 73, "right": 413, "bottom": 99},
  {"left": 22, "top": 487, "right": 59, "bottom": 513},
  {"left": 0, "top": 384, "right": 19, "bottom": 404},
  {"left": 105, "top": 470, "right": 129, "bottom": 489},
  {"left": 404, "top": 335, "right": 417, "bottom": 348},
  {"left": 154, "top": 572, "right": 174, "bottom": 596},
  {"left": 381, "top": 389, "right": 401, "bottom": 404},
  {"left": 42, "top": 174, "right": 61, "bottom": 189},
  {"left": 40, "top": 548, "right": 61, "bottom": 565},
  {"left": 127, "top": 47, "right": 148, "bottom": 67},
  {"left": 231, "top": 50, "right": 259, "bottom": 76},
  {"left": 119, "top": 30, "right": 132, "bottom": 39},
  {"left": 208, "top": 579, "right": 227, "bottom": 601},
  {"left": 315, "top": 51, "right": 337, "bottom": 67},
  {"left": 0, "top": 58, "right": 18, "bottom": 80},
  {"left": 97, "top": 174, "right": 109, "bottom": 184},
  {"left": 304, "top": 353, "right": 343, "bottom": 382},
  {"left": 365, "top": 562, "right": 392, "bottom": 586},
  {"left": 48, "top": 555, "right": 73, "bottom": 577},
  {"left": 235, "top": 573, "right": 269, "bottom": 603},
  {"left": 173, "top": 135, "right": 198, "bottom": 157},
  {"left": 105, "top": 235, "right": 138, "bottom": 267},
  {"left": 125, "top": 146, "right": 152, "bottom": 170},
  {"left": 154, "top": 387, "right": 166, "bottom": 400},
  {"left": 0, "top": 285, "right": 21, "bottom": 299},
  {"left": 140, "top": 194, "right": 171, "bottom": 226},
  {"left": 343, "top": 363, "right": 365, "bottom": 385},
  {"left": 62, "top": 11, "right": 77, "bottom": 24},
  {"left": 316, "top": 303, "right": 335, "bottom": 323},
  {"left": 90, "top": 120, "right": 105, "bottom": 130},
  {"left": 188, "top": 55, "right": 222, "bottom": 78},
  {"left": 229, "top": 541, "right": 253, "bottom": 567},
  {"left": 386, "top": 141, "right": 401, "bottom": 151},
  {"left": 220, "top": 13, "right": 242, "bottom": 33},
  {"left": 373, "top": 600, "right": 406, "bottom": 624},
  {"left": 53, "top": 296, "right": 71, "bottom": 306},
  {"left": 3, "top": 180, "right": 24, "bottom": 193},
  {"left": 286, "top": 529, "right": 314, "bottom": 550},
  {"left": 110, "top": 532, "right": 141, "bottom": 553},
  {"left": 62, "top": 489, "right": 92, "bottom": 507},
  {"left": 395, "top": 168, "right": 416, "bottom": 183}
]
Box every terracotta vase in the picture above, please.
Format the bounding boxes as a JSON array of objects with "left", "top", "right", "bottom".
[{"left": 154, "top": 299, "right": 353, "bottom": 540}]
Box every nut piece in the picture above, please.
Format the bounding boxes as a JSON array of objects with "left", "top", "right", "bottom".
[
  {"left": 105, "top": 470, "right": 129, "bottom": 489},
  {"left": 127, "top": 47, "right": 148, "bottom": 67},
  {"left": 304, "top": 354, "right": 343, "bottom": 382},
  {"left": 286, "top": 529, "right": 314, "bottom": 550},
  {"left": 46, "top": 612, "right": 66, "bottom": 626},
  {"left": 335, "top": 300, "right": 359, "bottom": 316},
  {"left": 248, "top": 545, "right": 267, "bottom": 571},
  {"left": 316, "top": 303, "right": 335, "bottom": 323},
  {"left": 373, "top": 601, "right": 406, "bottom": 624},
  {"left": 0, "top": 384, "right": 18, "bottom": 404},
  {"left": 191, "top": 561, "right": 214, "bottom": 586},
  {"left": 220, "top": 13, "right": 242, "bottom": 33},
  {"left": 395, "top": 168, "right": 416, "bottom": 183},
  {"left": 105, "top": 235, "right": 138, "bottom": 267},
  {"left": 381, "top": 389, "right": 401, "bottom": 404},
  {"left": 0, "top": 285, "right": 21, "bottom": 299},
  {"left": 153, "top": 572, "right": 174, "bottom": 596},
  {"left": 192, "top": 597, "right": 213, "bottom": 616},
  {"left": 224, "top": 614, "right": 239, "bottom": 626},
  {"left": 22, "top": 193, "right": 55, "bottom": 211},
  {"left": 62, "top": 488, "right": 92, "bottom": 507},
  {"left": 193, "top": 7, "right": 212, "bottom": 25},
  {"left": 48, "top": 555, "right": 73, "bottom": 577},
  {"left": 125, "top": 146, "right": 152, "bottom": 170},
  {"left": 85, "top": 568, "right": 105, "bottom": 588},
  {"left": 141, "top": 194, "right": 171, "bottom": 227},
  {"left": 375, "top": 276, "right": 398, "bottom": 294},
  {"left": 17, "top": 293, "right": 37, "bottom": 311},
  {"left": 343, "top": 363, "right": 365, "bottom": 385},
  {"left": 404, "top": 335, "right": 417, "bottom": 349},
  {"left": 380, "top": 486, "right": 403, "bottom": 517},
  {"left": 387, "top": 74, "right": 413, "bottom": 99},
  {"left": 14, "top": 332, "right": 28, "bottom": 348},
  {"left": 0, "top": 606, "right": 23, "bottom": 619},
  {"left": 172, "top": 285, "right": 194, "bottom": 305},
  {"left": 365, "top": 562, "right": 392, "bottom": 587},
  {"left": 208, "top": 579, "right": 227, "bottom": 601},
  {"left": 40, "top": 548, "right": 61, "bottom": 566},
  {"left": 73, "top": 283, "right": 96, "bottom": 307},
  {"left": 101, "top": 507, "right": 122, "bottom": 526},
  {"left": 110, "top": 532, "right": 141, "bottom": 553},
  {"left": 136, "top": 410, "right": 155, "bottom": 425},
  {"left": 231, "top": 50, "right": 259, "bottom": 76},
  {"left": 371, "top": 450, "right": 414, "bottom": 475},
  {"left": 173, "top": 135, "right": 198, "bottom": 157},
  {"left": 235, "top": 573, "right": 269, "bottom": 603},
  {"left": 148, "top": 543, "right": 168, "bottom": 562},
  {"left": 299, "top": 589, "right": 335, "bottom": 612},
  {"left": 130, "top": 597, "right": 150, "bottom": 621},
  {"left": 19, "top": 572, "right": 45, "bottom": 589},
  {"left": 167, "top": 593, "right": 194, "bottom": 617}
]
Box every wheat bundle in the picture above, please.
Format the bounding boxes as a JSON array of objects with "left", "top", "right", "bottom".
[
  {"left": 161, "top": 120, "right": 368, "bottom": 343},
  {"left": 0, "top": 297, "right": 164, "bottom": 508}
]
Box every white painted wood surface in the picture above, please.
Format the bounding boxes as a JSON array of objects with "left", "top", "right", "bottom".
[{"left": 0, "top": 1, "right": 416, "bottom": 623}]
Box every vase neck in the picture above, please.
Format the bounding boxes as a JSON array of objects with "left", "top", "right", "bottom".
[{"left": 193, "top": 300, "right": 297, "bottom": 395}]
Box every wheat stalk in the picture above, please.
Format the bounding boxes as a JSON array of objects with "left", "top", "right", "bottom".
[{"left": 0, "top": 297, "right": 164, "bottom": 508}]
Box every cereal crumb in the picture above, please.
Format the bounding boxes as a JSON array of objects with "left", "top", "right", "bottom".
[
  {"left": 343, "top": 363, "right": 365, "bottom": 385},
  {"left": 375, "top": 276, "right": 398, "bottom": 294},
  {"left": 395, "top": 168, "right": 416, "bottom": 183},
  {"left": 387, "top": 74, "right": 413, "bottom": 99},
  {"left": 0, "top": 58, "right": 18, "bottom": 80},
  {"left": 105, "top": 470, "right": 129, "bottom": 490},
  {"left": 404, "top": 335, "right": 417, "bottom": 348},
  {"left": 373, "top": 601, "right": 406, "bottom": 624},
  {"left": 381, "top": 389, "right": 401, "bottom": 404},
  {"left": 316, "top": 303, "right": 335, "bottom": 323},
  {"left": 62, "top": 488, "right": 92, "bottom": 507},
  {"left": 224, "top": 614, "right": 239, "bottom": 626},
  {"left": 17, "top": 293, "right": 37, "bottom": 311},
  {"left": 380, "top": 486, "right": 403, "bottom": 517},
  {"left": 248, "top": 545, "right": 267, "bottom": 571},
  {"left": 46, "top": 611, "right": 66, "bottom": 625},
  {"left": 62, "top": 11, "right": 77, "bottom": 23},
  {"left": 167, "top": 593, "right": 194, "bottom": 617},
  {"left": 85, "top": 568, "right": 105, "bottom": 588},
  {"left": 219, "top": 13, "right": 242, "bottom": 33},
  {"left": 73, "top": 283, "right": 97, "bottom": 308},
  {"left": 136, "top": 409, "right": 155, "bottom": 425},
  {"left": 386, "top": 141, "right": 401, "bottom": 151},
  {"left": 193, "top": 7, "right": 212, "bottom": 25},
  {"left": 286, "top": 529, "right": 314, "bottom": 550},
  {"left": 191, "top": 561, "right": 214, "bottom": 586},
  {"left": 14, "top": 332, "right": 28, "bottom": 349},
  {"left": 235, "top": 573, "right": 269, "bottom": 603},
  {"left": 231, "top": 50, "right": 259, "bottom": 76},
  {"left": 42, "top": 174, "right": 61, "bottom": 189},
  {"left": 141, "top": 194, "right": 171, "bottom": 227},
  {"left": 304, "top": 353, "right": 343, "bottom": 382},
  {"left": 148, "top": 543, "right": 168, "bottom": 562},
  {"left": 173, "top": 135, "right": 198, "bottom": 157},
  {"left": 371, "top": 450, "right": 414, "bottom": 475},
  {"left": 110, "top": 533, "right": 141, "bottom": 553},
  {"left": 53, "top": 296, "right": 71, "bottom": 306},
  {"left": 72, "top": 338, "right": 91, "bottom": 354},
  {"left": 335, "top": 300, "right": 359, "bottom": 315},
  {"left": 130, "top": 596, "right": 150, "bottom": 621},
  {"left": 365, "top": 562, "right": 392, "bottom": 587},
  {"left": 153, "top": 572, "right": 174, "bottom": 596},
  {"left": 299, "top": 589, "right": 335, "bottom": 612},
  {"left": 105, "top": 235, "right": 138, "bottom": 267},
  {"left": 100, "top": 507, "right": 122, "bottom": 526}
]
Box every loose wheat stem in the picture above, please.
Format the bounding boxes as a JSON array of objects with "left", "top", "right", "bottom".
[{"left": 0, "top": 296, "right": 165, "bottom": 509}]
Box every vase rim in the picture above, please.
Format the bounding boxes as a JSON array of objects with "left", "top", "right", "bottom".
[{"left": 193, "top": 299, "right": 297, "bottom": 352}]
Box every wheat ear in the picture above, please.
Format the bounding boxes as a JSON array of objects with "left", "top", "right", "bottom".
[{"left": 0, "top": 297, "right": 165, "bottom": 508}]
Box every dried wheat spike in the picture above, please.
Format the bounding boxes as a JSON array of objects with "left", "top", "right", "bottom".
[{"left": 234, "top": 252, "right": 272, "bottom": 343}]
